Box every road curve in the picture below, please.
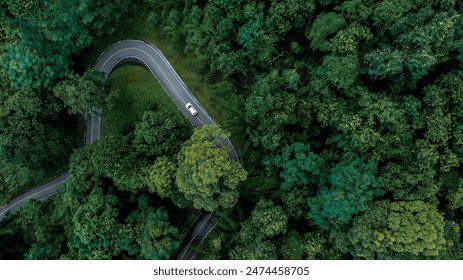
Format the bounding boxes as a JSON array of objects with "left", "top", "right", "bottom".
[
  {"left": 92, "top": 40, "right": 239, "bottom": 161},
  {"left": 94, "top": 40, "right": 239, "bottom": 259},
  {"left": 0, "top": 173, "right": 69, "bottom": 221},
  {"left": 0, "top": 39, "right": 239, "bottom": 260}
]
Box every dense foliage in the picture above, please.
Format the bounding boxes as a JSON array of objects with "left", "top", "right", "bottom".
[
  {"left": 0, "top": 0, "right": 131, "bottom": 203},
  {"left": 1, "top": 0, "right": 463, "bottom": 260},
  {"left": 0, "top": 0, "right": 130, "bottom": 89},
  {"left": 176, "top": 125, "right": 247, "bottom": 211},
  {"left": 143, "top": 0, "right": 463, "bottom": 259}
]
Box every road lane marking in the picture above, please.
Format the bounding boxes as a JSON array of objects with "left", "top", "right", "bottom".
[
  {"left": 90, "top": 114, "right": 94, "bottom": 143},
  {"left": 179, "top": 212, "right": 214, "bottom": 259},
  {"left": 0, "top": 177, "right": 67, "bottom": 217},
  {"left": 98, "top": 44, "right": 222, "bottom": 259},
  {"left": 179, "top": 211, "right": 214, "bottom": 259},
  {"left": 192, "top": 217, "right": 219, "bottom": 257},
  {"left": 99, "top": 47, "right": 188, "bottom": 103},
  {"left": 145, "top": 44, "right": 210, "bottom": 120},
  {"left": 1, "top": 41, "right": 216, "bottom": 262},
  {"left": 98, "top": 45, "right": 209, "bottom": 128}
]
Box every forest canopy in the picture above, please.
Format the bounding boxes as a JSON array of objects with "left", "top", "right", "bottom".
[
  {"left": 145, "top": 0, "right": 463, "bottom": 259},
  {"left": 1, "top": 0, "right": 463, "bottom": 260}
]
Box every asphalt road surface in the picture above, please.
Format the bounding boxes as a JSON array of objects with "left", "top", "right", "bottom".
[
  {"left": 0, "top": 39, "right": 240, "bottom": 260},
  {"left": 173, "top": 211, "right": 219, "bottom": 260},
  {"left": 0, "top": 173, "right": 69, "bottom": 221}
]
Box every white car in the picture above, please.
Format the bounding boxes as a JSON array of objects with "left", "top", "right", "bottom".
[{"left": 186, "top": 103, "right": 198, "bottom": 116}]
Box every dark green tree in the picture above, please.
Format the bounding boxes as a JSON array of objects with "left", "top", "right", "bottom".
[
  {"left": 53, "top": 70, "right": 117, "bottom": 116},
  {"left": 308, "top": 159, "right": 384, "bottom": 230},
  {"left": 0, "top": 162, "right": 32, "bottom": 206},
  {"left": 0, "top": 84, "right": 69, "bottom": 169},
  {"left": 10, "top": 199, "right": 66, "bottom": 260},
  {"left": 307, "top": 12, "right": 346, "bottom": 52},
  {"left": 122, "top": 196, "right": 180, "bottom": 260},
  {"left": 1, "top": 0, "right": 130, "bottom": 89},
  {"left": 229, "top": 199, "right": 286, "bottom": 260},
  {"left": 271, "top": 142, "right": 325, "bottom": 190},
  {"left": 134, "top": 109, "right": 190, "bottom": 157},
  {"left": 245, "top": 70, "right": 298, "bottom": 150},
  {"left": 88, "top": 135, "right": 145, "bottom": 192}
]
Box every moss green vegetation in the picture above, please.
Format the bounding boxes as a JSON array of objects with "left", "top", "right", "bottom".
[
  {"left": 142, "top": 0, "right": 463, "bottom": 260},
  {"left": 86, "top": 13, "right": 249, "bottom": 159},
  {"left": 103, "top": 65, "right": 180, "bottom": 136},
  {"left": 2, "top": 0, "right": 463, "bottom": 261}
]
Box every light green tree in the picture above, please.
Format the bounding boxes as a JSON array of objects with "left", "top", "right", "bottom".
[
  {"left": 145, "top": 156, "right": 177, "bottom": 198},
  {"left": 348, "top": 200, "right": 446, "bottom": 259},
  {"left": 176, "top": 125, "right": 247, "bottom": 211},
  {"left": 249, "top": 199, "right": 288, "bottom": 238}
]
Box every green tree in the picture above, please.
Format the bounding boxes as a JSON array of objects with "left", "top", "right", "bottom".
[
  {"left": 145, "top": 156, "right": 177, "bottom": 198},
  {"left": 237, "top": 2, "right": 278, "bottom": 67},
  {"left": 0, "top": 162, "right": 32, "bottom": 206},
  {"left": 53, "top": 70, "right": 117, "bottom": 116},
  {"left": 317, "top": 54, "right": 360, "bottom": 90},
  {"left": 331, "top": 24, "right": 373, "bottom": 55},
  {"left": 279, "top": 186, "right": 309, "bottom": 219},
  {"left": 372, "top": 0, "right": 414, "bottom": 34},
  {"left": 229, "top": 199, "right": 286, "bottom": 260},
  {"left": 134, "top": 109, "right": 190, "bottom": 157},
  {"left": 1, "top": 42, "right": 71, "bottom": 89},
  {"left": 51, "top": 162, "right": 179, "bottom": 260},
  {"left": 307, "top": 12, "right": 346, "bottom": 52},
  {"left": 439, "top": 220, "right": 463, "bottom": 260},
  {"left": 443, "top": 171, "right": 463, "bottom": 212},
  {"left": 245, "top": 70, "right": 298, "bottom": 150},
  {"left": 348, "top": 200, "right": 446, "bottom": 259},
  {"left": 229, "top": 239, "right": 277, "bottom": 260},
  {"left": 367, "top": 5, "right": 461, "bottom": 85},
  {"left": 68, "top": 187, "right": 122, "bottom": 260},
  {"left": 248, "top": 199, "right": 288, "bottom": 238},
  {"left": 269, "top": 0, "right": 316, "bottom": 34},
  {"left": 334, "top": 0, "right": 372, "bottom": 22},
  {"left": 88, "top": 135, "right": 145, "bottom": 192},
  {"left": 280, "top": 231, "right": 305, "bottom": 260},
  {"left": 10, "top": 199, "right": 66, "bottom": 260},
  {"left": 364, "top": 47, "right": 405, "bottom": 79},
  {"left": 381, "top": 162, "right": 439, "bottom": 201},
  {"left": 279, "top": 230, "right": 342, "bottom": 260},
  {"left": 176, "top": 125, "right": 247, "bottom": 211},
  {"left": 122, "top": 196, "right": 180, "bottom": 260},
  {"left": 1, "top": 0, "right": 130, "bottom": 89},
  {"left": 308, "top": 159, "right": 384, "bottom": 230},
  {"left": 271, "top": 142, "right": 325, "bottom": 189},
  {"left": 0, "top": 85, "right": 69, "bottom": 169}
]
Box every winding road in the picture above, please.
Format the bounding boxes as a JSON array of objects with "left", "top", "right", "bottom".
[{"left": 0, "top": 39, "right": 239, "bottom": 260}]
